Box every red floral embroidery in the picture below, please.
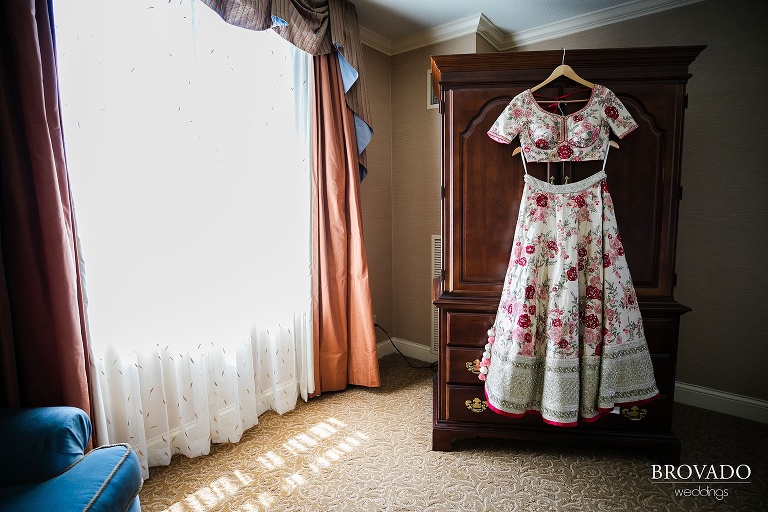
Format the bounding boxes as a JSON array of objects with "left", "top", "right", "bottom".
[
  {"left": 525, "top": 285, "right": 536, "bottom": 299},
  {"left": 536, "top": 194, "right": 548, "bottom": 207},
  {"left": 557, "top": 144, "right": 574, "bottom": 159},
  {"left": 547, "top": 240, "right": 557, "bottom": 251},
  {"left": 552, "top": 318, "right": 562, "bottom": 327},
  {"left": 518, "top": 257, "right": 527, "bottom": 266},
  {"left": 517, "top": 314, "right": 531, "bottom": 328},
  {"left": 566, "top": 266, "right": 578, "bottom": 281},
  {"left": 524, "top": 332, "right": 533, "bottom": 343},
  {"left": 584, "top": 314, "right": 600, "bottom": 329},
  {"left": 528, "top": 304, "right": 536, "bottom": 315},
  {"left": 586, "top": 285, "right": 602, "bottom": 300},
  {"left": 525, "top": 245, "right": 535, "bottom": 254},
  {"left": 574, "top": 195, "right": 586, "bottom": 208},
  {"left": 578, "top": 247, "right": 587, "bottom": 258},
  {"left": 535, "top": 138, "right": 549, "bottom": 150},
  {"left": 573, "top": 114, "right": 584, "bottom": 122},
  {"left": 604, "top": 105, "right": 619, "bottom": 119},
  {"left": 627, "top": 292, "right": 637, "bottom": 306},
  {"left": 557, "top": 338, "right": 569, "bottom": 349},
  {"left": 603, "top": 253, "right": 612, "bottom": 268}
]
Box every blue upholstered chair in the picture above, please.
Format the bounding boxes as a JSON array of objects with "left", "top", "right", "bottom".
[{"left": 0, "top": 406, "right": 142, "bottom": 511}]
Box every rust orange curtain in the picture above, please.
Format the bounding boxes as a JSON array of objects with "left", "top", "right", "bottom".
[
  {"left": 311, "top": 53, "right": 379, "bottom": 392},
  {"left": 0, "top": 0, "right": 92, "bottom": 415}
]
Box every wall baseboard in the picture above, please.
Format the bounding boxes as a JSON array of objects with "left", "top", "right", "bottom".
[
  {"left": 377, "top": 337, "right": 767, "bottom": 424},
  {"left": 377, "top": 337, "right": 437, "bottom": 363},
  {"left": 674, "top": 382, "right": 768, "bottom": 424}
]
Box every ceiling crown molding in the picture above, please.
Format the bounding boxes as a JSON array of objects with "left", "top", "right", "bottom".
[
  {"left": 391, "top": 13, "right": 483, "bottom": 55},
  {"left": 476, "top": 13, "right": 504, "bottom": 51},
  {"left": 359, "top": 26, "right": 393, "bottom": 55},
  {"left": 360, "top": 0, "right": 704, "bottom": 56},
  {"left": 360, "top": 13, "right": 483, "bottom": 56},
  {"left": 500, "top": 0, "right": 705, "bottom": 49}
]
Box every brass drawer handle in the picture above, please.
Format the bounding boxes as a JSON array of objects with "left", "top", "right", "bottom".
[
  {"left": 466, "top": 359, "right": 480, "bottom": 374},
  {"left": 465, "top": 397, "right": 487, "bottom": 413},
  {"left": 621, "top": 405, "right": 648, "bottom": 421}
]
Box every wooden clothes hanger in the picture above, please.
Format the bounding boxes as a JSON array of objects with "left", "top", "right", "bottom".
[
  {"left": 512, "top": 49, "right": 617, "bottom": 159},
  {"left": 530, "top": 48, "right": 594, "bottom": 94}
]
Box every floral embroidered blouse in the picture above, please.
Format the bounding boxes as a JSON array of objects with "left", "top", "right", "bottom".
[{"left": 487, "top": 84, "right": 637, "bottom": 162}]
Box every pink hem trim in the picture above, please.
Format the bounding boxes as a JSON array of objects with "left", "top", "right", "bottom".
[
  {"left": 484, "top": 397, "right": 579, "bottom": 428},
  {"left": 483, "top": 388, "right": 660, "bottom": 427},
  {"left": 581, "top": 408, "right": 614, "bottom": 423},
  {"left": 541, "top": 416, "right": 578, "bottom": 428},
  {"left": 483, "top": 389, "right": 580, "bottom": 427},
  {"left": 487, "top": 130, "right": 512, "bottom": 144},
  {"left": 617, "top": 123, "right": 639, "bottom": 139}
]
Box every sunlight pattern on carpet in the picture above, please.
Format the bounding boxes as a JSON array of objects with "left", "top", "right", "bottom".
[{"left": 162, "top": 418, "right": 369, "bottom": 511}]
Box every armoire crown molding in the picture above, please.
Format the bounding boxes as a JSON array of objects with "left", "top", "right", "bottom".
[{"left": 359, "top": 0, "right": 704, "bottom": 56}]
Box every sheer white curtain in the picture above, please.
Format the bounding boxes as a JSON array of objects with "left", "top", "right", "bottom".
[{"left": 55, "top": 0, "right": 314, "bottom": 478}]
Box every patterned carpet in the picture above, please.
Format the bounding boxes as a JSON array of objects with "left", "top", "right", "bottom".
[{"left": 139, "top": 355, "right": 768, "bottom": 511}]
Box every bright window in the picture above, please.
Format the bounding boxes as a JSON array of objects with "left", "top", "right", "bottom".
[{"left": 55, "top": 0, "right": 314, "bottom": 476}]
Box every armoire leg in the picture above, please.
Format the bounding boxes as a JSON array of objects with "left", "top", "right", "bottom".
[{"left": 432, "top": 429, "right": 454, "bottom": 451}]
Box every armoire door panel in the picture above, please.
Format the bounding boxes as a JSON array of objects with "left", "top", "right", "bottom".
[
  {"left": 445, "top": 84, "right": 684, "bottom": 299},
  {"left": 445, "top": 89, "right": 522, "bottom": 296}
]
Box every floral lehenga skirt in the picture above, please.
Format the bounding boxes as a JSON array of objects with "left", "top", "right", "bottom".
[{"left": 479, "top": 170, "right": 659, "bottom": 427}]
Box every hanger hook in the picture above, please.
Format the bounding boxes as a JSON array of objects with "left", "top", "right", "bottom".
[{"left": 561, "top": 47, "right": 566, "bottom": 66}]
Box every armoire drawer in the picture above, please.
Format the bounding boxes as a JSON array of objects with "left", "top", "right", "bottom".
[
  {"left": 445, "top": 384, "right": 516, "bottom": 425},
  {"left": 650, "top": 354, "right": 675, "bottom": 394},
  {"left": 446, "top": 347, "right": 486, "bottom": 384},
  {"left": 642, "top": 315, "right": 679, "bottom": 354},
  {"left": 445, "top": 311, "right": 495, "bottom": 347}
]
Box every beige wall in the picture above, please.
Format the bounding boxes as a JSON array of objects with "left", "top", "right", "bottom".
[
  {"left": 514, "top": 0, "right": 768, "bottom": 401},
  {"left": 363, "top": 35, "right": 498, "bottom": 347},
  {"left": 360, "top": 44, "right": 393, "bottom": 341},
  {"left": 390, "top": 34, "right": 477, "bottom": 345},
  {"left": 361, "top": 0, "right": 768, "bottom": 401},
  {"left": 476, "top": 34, "right": 498, "bottom": 54}
]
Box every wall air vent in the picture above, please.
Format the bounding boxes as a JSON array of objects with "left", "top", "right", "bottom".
[{"left": 431, "top": 235, "right": 441, "bottom": 354}]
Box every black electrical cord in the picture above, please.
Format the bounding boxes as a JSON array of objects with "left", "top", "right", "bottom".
[{"left": 375, "top": 323, "right": 438, "bottom": 372}]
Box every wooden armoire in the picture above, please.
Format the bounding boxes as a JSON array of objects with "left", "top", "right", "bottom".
[{"left": 431, "top": 46, "right": 703, "bottom": 463}]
